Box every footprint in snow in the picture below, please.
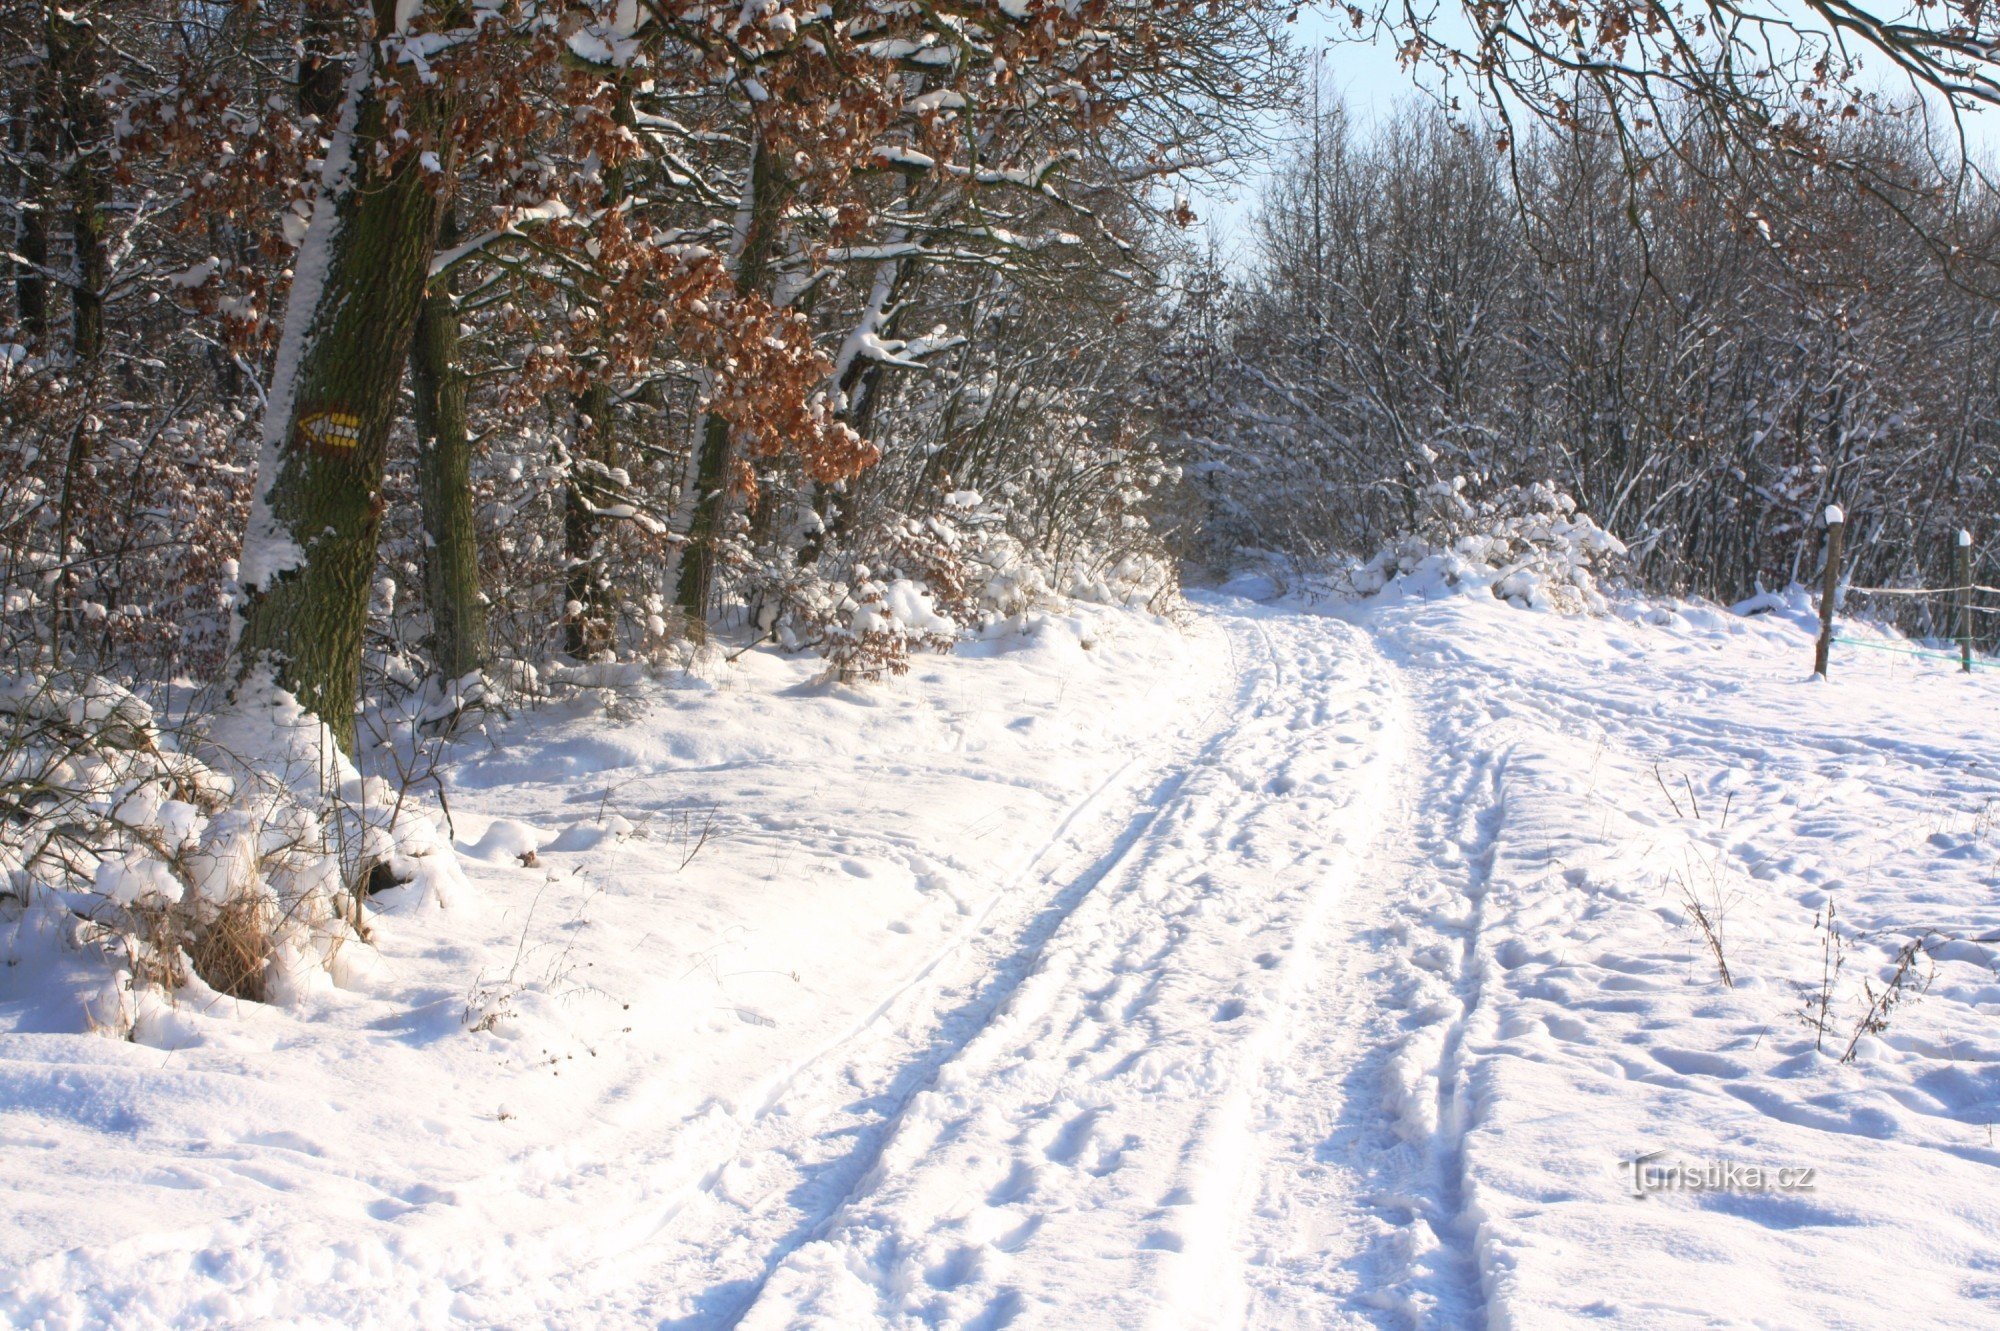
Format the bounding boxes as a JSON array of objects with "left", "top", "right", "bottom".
[
  {"left": 988, "top": 1159, "right": 1038, "bottom": 1205},
  {"left": 1651, "top": 1047, "right": 1751, "bottom": 1079},
  {"left": 1045, "top": 1109, "right": 1101, "bottom": 1166},
  {"left": 924, "top": 1244, "right": 983, "bottom": 1291}
]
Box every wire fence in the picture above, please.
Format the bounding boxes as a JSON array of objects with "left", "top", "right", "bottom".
[
  {"left": 1820, "top": 524, "right": 1988, "bottom": 676},
  {"left": 1843, "top": 583, "right": 2000, "bottom": 603},
  {"left": 1830, "top": 635, "right": 2000, "bottom": 670}
]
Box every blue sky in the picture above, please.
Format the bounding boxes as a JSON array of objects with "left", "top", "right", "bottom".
[
  {"left": 1186, "top": 14, "right": 1407, "bottom": 261},
  {"left": 1190, "top": 5, "right": 2000, "bottom": 265}
]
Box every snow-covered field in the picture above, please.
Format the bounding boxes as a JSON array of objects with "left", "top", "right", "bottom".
[{"left": 4, "top": 583, "right": 1998, "bottom": 1329}]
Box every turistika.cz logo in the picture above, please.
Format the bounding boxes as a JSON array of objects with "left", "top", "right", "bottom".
[{"left": 1619, "top": 1150, "right": 1817, "bottom": 1198}]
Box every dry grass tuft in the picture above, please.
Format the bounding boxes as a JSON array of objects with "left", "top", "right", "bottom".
[{"left": 185, "top": 895, "right": 274, "bottom": 1001}]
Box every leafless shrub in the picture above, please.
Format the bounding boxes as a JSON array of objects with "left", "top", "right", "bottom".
[
  {"left": 1842, "top": 934, "right": 1938, "bottom": 1063},
  {"left": 183, "top": 893, "right": 276, "bottom": 1002},
  {"left": 671, "top": 805, "right": 717, "bottom": 872},
  {"left": 0, "top": 662, "right": 455, "bottom": 1026},
  {"left": 1652, "top": 761, "right": 1739, "bottom": 990},
  {"left": 1797, "top": 900, "right": 1846, "bottom": 1052},
  {"left": 1678, "top": 870, "right": 1735, "bottom": 990},
  {"left": 463, "top": 871, "right": 603, "bottom": 1033}
]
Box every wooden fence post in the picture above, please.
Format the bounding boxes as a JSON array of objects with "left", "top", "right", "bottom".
[
  {"left": 1815, "top": 505, "right": 1844, "bottom": 678},
  {"left": 1958, "top": 529, "right": 1974, "bottom": 674}
]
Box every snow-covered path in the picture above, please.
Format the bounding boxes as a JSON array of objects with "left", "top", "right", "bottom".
[
  {"left": 7, "top": 588, "right": 2000, "bottom": 1329},
  {"left": 554, "top": 608, "right": 1375, "bottom": 1327},
  {"left": 616, "top": 590, "right": 2000, "bottom": 1331},
  {"left": 728, "top": 608, "right": 1411, "bottom": 1329}
]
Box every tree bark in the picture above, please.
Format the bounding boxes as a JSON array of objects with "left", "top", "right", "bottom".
[
  {"left": 674, "top": 412, "right": 732, "bottom": 633},
  {"left": 410, "top": 210, "right": 485, "bottom": 683},
  {"left": 298, "top": 1, "right": 348, "bottom": 122},
  {"left": 802, "top": 281, "right": 907, "bottom": 566},
  {"left": 235, "top": 9, "right": 456, "bottom": 752},
  {"left": 806, "top": 192, "right": 938, "bottom": 566},
  {"left": 44, "top": 6, "right": 109, "bottom": 665}
]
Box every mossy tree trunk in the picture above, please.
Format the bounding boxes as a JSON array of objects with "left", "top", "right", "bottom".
[
  {"left": 234, "top": 6, "right": 457, "bottom": 752},
  {"left": 410, "top": 209, "right": 485, "bottom": 683}
]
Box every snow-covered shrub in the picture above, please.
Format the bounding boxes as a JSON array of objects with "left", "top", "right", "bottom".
[
  {"left": 0, "top": 353, "right": 253, "bottom": 683},
  {"left": 0, "top": 667, "right": 461, "bottom": 1035},
  {"left": 738, "top": 488, "right": 1180, "bottom": 679},
  {"left": 1343, "top": 480, "right": 1630, "bottom": 613},
  {"left": 740, "top": 506, "right": 978, "bottom": 679}
]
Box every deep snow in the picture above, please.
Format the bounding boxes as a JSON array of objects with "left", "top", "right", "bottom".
[{"left": 3, "top": 585, "right": 1999, "bottom": 1329}]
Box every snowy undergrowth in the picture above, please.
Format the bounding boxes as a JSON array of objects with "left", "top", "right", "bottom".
[
  {"left": 0, "top": 602, "right": 1215, "bottom": 1328},
  {"left": 744, "top": 492, "right": 1180, "bottom": 680},
  {"left": 0, "top": 668, "right": 463, "bottom": 1046},
  {"left": 1221, "top": 480, "right": 1631, "bottom": 618},
  {"left": 1357, "top": 481, "right": 1627, "bottom": 613},
  {"left": 10, "top": 560, "right": 2000, "bottom": 1328},
  {"left": 1339, "top": 578, "right": 2000, "bottom": 1329}
]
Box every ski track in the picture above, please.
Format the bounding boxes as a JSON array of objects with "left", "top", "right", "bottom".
[
  {"left": 391, "top": 607, "right": 1239, "bottom": 1323},
  {"left": 369, "top": 595, "right": 1454, "bottom": 1329}
]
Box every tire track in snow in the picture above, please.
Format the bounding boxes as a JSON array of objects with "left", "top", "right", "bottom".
[
  {"left": 1146, "top": 616, "right": 1407, "bottom": 1331},
  {"left": 1200, "top": 633, "right": 1509, "bottom": 1331},
  {"left": 1318, "top": 653, "right": 1522, "bottom": 1331},
  {"left": 1423, "top": 742, "right": 1505, "bottom": 1328},
  {"left": 725, "top": 603, "right": 1414, "bottom": 1330},
  {"left": 1215, "top": 636, "right": 1422, "bottom": 1331}
]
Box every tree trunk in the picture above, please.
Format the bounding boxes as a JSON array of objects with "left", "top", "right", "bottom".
[
  {"left": 673, "top": 136, "right": 788, "bottom": 631},
  {"left": 46, "top": 6, "right": 105, "bottom": 362},
  {"left": 234, "top": 11, "right": 455, "bottom": 752},
  {"left": 563, "top": 382, "right": 616, "bottom": 659},
  {"left": 799, "top": 254, "right": 910, "bottom": 568},
  {"left": 44, "top": 6, "right": 109, "bottom": 666},
  {"left": 410, "top": 210, "right": 485, "bottom": 683},
  {"left": 673, "top": 411, "right": 732, "bottom": 634},
  {"left": 8, "top": 85, "right": 50, "bottom": 349},
  {"left": 298, "top": 2, "right": 348, "bottom": 122},
  {"left": 563, "top": 79, "right": 632, "bottom": 659}
]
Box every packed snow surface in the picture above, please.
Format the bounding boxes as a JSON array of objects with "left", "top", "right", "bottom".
[{"left": 4, "top": 586, "right": 1999, "bottom": 1328}]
